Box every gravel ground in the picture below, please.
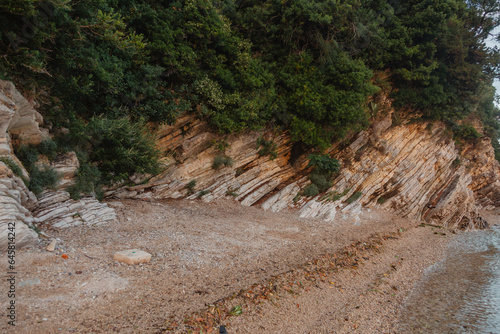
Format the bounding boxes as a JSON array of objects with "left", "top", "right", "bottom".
[{"left": 2, "top": 199, "right": 491, "bottom": 333}]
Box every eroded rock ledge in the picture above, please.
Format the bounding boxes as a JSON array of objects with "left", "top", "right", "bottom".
[
  {"left": 110, "top": 106, "right": 499, "bottom": 230},
  {"left": 0, "top": 81, "right": 116, "bottom": 251},
  {"left": 0, "top": 80, "right": 499, "bottom": 250}
]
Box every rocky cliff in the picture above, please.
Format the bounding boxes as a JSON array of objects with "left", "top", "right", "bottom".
[
  {"left": 0, "top": 80, "right": 499, "bottom": 250},
  {"left": 0, "top": 81, "right": 116, "bottom": 250},
  {"left": 109, "top": 99, "right": 499, "bottom": 230}
]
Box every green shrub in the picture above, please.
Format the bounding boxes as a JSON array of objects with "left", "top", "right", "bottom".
[
  {"left": 212, "top": 155, "right": 234, "bottom": 170},
  {"left": 212, "top": 139, "right": 230, "bottom": 153},
  {"left": 67, "top": 162, "right": 102, "bottom": 200},
  {"left": 15, "top": 145, "right": 39, "bottom": 169},
  {"left": 293, "top": 193, "right": 302, "bottom": 203},
  {"left": 36, "top": 139, "right": 59, "bottom": 161},
  {"left": 197, "top": 190, "right": 209, "bottom": 199},
  {"left": 308, "top": 173, "right": 332, "bottom": 193},
  {"left": 346, "top": 191, "right": 363, "bottom": 204},
  {"left": 453, "top": 124, "right": 481, "bottom": 141},
  {"left": 86, "top": 117, "right": 161, "bottom": 184},
  {"left": 308, "top": 154, "right": 340, "bottom": 176},
  {"left": 321, "top": 188, "right": 350, "bottom": 202},
  {"left": 185, "top": 180, "right": 197, "bottom": 195},
  {"left": 377, "top": 196, "right": 387, "bottom": 205},
  {"left": 452, "top": 157, "right": 461, "bottom": 167},
  {"left": 226, "top": 190, "right": 238, "bottom": 197},
  {"left": 302, "top": 184, "right": 319, "bottom": 197},
  {"left": 15, "top": 143, "right": 60, "bottom": 195},
  {"left": 28, "top": 164, "right": 60, "bottom": 196},
  {"left": 0, "top": 157, "right": 26, "bottom": 182},
  {"left": 306, "top": 154, "right": 340, "bottom": 194}
]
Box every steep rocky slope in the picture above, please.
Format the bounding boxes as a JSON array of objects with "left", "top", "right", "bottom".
[
  {"left": 110, "top": 100, "right": 499, "bottom": 230},
  {"left": 0, "top": 81, "right": 116, "bottom": 250},
  {"left": 0, "top": 80, "right": 498, "bottom": 250}
]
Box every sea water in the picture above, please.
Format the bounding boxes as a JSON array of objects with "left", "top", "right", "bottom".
[{"left": 399, "top": 225, "right": 500, "bottom": 333}]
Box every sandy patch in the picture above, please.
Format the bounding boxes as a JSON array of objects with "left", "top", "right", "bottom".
[{"left": 1, "top": 199, "right": 496, "bottom": 333}]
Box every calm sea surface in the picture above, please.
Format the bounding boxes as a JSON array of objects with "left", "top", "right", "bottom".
[{"left": 399, "top": 225, "right": 500, "bottom": 334}]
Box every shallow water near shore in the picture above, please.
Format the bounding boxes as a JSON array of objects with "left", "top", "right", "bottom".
[{"left": 399, "top": 225, "right": 500, "bottom": 333}]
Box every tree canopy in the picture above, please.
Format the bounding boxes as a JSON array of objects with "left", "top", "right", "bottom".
[{"left": 1, "top": 0, "right": 499, "bottom": 169}]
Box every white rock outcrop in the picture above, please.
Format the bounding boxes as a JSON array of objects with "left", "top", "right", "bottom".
[
  {"left": 0, "top": 79, "right": 45, "bottom": 148},
  {"left": 0, "top": 162, "right": 38, "bottom": 251},
  {"left": 33, "top": 191, "right": 116, "bottom": 228},
  {"left": 0, "top": 80, "right": 116, "bottom": 251},
  {"left": 109, "top": 106, "right": 499, "bottom": 229}
]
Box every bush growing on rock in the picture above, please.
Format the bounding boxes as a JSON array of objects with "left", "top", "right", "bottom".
[
  {"left": 306, "top": 154, "right": 340, "bottom": 194},
  {"left": 0, "top": 157, "right": 26, "bottom": 182},
  {"left": 67, "top": 161, "right": 103, "bottom": 200},
  {"left": 212, "top": 155, "right": 234, "bottom": 170},
  {"left": 308, "top": 154, "right": 340, "bottom": 176},
  {"left": 27, "top": 164, "right": 60, "bottom": 196},
  {"left": 85, "top": 117, "right": 160, "bottom": 184},
  {"left": 308, "top": 173, "right": 332, "bottom": 193},
  {"left": 302, "top": 184, "right": 320, "bottom": 198},
  {"left": 185, "top": 180, "right": 197, "bottom": 195},
  {"left": 346, "top": 191, "right": 363, "bottom": 204},
  {"left": 15, "top": 142, "right": 61, "bottom": 196},
  {"left": 257, "top": 136, "right": 278, "bottom": 160}
]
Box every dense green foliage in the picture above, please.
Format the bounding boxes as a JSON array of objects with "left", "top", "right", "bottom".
[
  {"left": 67, "top": 161, "right": 103, "bottom": 200},
  {"left": 308, "top": 154, "right": 341, "bottom": 176},
  {"left": 15, "top": 141, "right": 61, "bottom": 195},
  {"left": 299, "top": 154, "right": 341, "bottom": 197},
  {"left": 1, "top": 0, "right": 500, "bottom": 191},
  {"left": 304, "top": 154, "right": 340, "bottom": 194}
]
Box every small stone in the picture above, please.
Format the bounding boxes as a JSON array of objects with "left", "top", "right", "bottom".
[
  {"left": 18, "top": 278, "right": 41, "bottom": 287},
  {"left": 75, "top": 270, "right": 82, "bottom": 274},
  {"left": 114, "top": 249, "right": 152, "bottom": 265},
  {"left": 46, "top": 239, "right": 57, "bottom": 252},
  {"left": 107, "top": 201, "right": 124, "bottom": 208}
]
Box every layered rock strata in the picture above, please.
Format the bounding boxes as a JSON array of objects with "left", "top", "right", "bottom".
[
  {"left": 32, "top": 191, "right": 116, "bottom": 229},
  {"left": 0, "top": 81, "right": 116, "bottom": 250},
  {"left": 110, "top": 111, "right": 499, "bottom": 230},
  {"left": 0, "top": 161, "right": 38, "bottom": 250}
]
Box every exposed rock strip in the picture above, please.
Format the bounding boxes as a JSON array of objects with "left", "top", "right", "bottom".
[
  {"left": 0, "top": 162, "right": 38, "bottom": 250},
  {"left": 32, "top": 191, "right": 116, "bottom": 229},
  {"left": 0, "top": 79, "right": 45, "bottom": 149},
  {"left": 0, "top": 79, "right": 44, "bottom": 250},
  {"left": 109, "top": 109, "right": 499, "bottom": 230},
  {"left": 0, "top": 79, "right": 498, "bottom": 251},
  {"left": 0, "top": 81, "right": 115, "bottom": 250}
]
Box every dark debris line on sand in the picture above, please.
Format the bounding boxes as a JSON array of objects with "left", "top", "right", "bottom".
[{"left": 155, "top": 231, "right": 404, "bottom": 333}]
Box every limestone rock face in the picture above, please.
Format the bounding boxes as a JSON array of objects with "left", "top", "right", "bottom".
[
  {"left": 0, "top": 162, "right": 38, "bottom": 251},
  {"left": 50, "top": 151, "right": 80, "bottom": 189},
  {"left": 0, "top": 81, "right": 119, "bottom": 252},
  {"left": 0, "top": 80, "right": 45, "bottom": 148},
  {"left": 33, "top": 191, "right": 117, "bottom": 228},
  {"left": 110, "top": 109, "right": 499, "bottom": 229}
]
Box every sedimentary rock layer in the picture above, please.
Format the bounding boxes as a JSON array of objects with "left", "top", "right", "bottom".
[{"left": 110, "top": 110, "right": 499, "bottom": 229}]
